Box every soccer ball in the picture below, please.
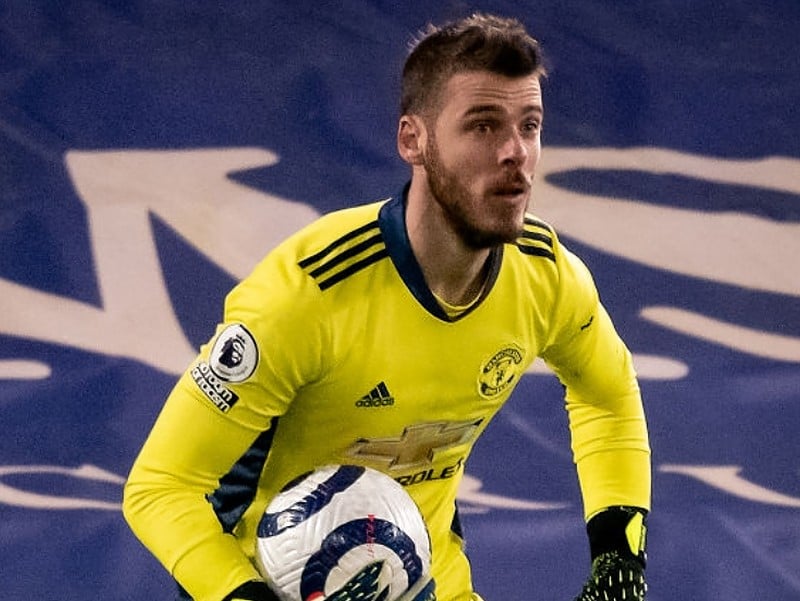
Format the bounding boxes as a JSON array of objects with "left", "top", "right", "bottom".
[{"left": 255, "top": 465, "right": 433, "bottom": 601}]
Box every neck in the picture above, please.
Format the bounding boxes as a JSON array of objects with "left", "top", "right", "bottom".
[{"left": 405, "top": 179, "right": 493, "bottom": 306}]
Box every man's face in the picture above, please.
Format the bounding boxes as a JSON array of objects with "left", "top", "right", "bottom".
[{"left": 421, "top": 70, "right": 543, "bottom": 249}]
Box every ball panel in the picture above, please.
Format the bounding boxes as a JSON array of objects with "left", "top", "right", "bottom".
[
  {"left": 300, "top": 517, "right": 421, "bottom": 600},
  {"left": 258, "top": 465, "right": 366, "bottom": 538},
  {"left": 256, "top": 465, "right": 432, "bottom": 601}
]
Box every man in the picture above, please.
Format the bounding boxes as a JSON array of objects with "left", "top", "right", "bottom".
[{"left": 124, "top": 13, "right": 651, "bottom": 601}]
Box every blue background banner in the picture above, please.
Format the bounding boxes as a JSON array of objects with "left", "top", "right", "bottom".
[{"left": 1, "top": 1, "right": 798, "bottom": 599}]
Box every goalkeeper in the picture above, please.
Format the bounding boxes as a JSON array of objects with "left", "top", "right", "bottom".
[{"left": 124, "top": 12, "right": 651, "bottom": 601}]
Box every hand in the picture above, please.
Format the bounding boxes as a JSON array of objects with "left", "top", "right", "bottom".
[{"left": 573, "top": 551, "right": 646, "bottom": 601}]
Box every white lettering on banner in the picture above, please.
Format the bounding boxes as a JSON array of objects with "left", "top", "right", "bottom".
[
  {"left": 639, "top": 307, "right": 800, "bottom": 363},
  {"left": 659, "top": 464, "right": 800, "bottom": 508},
  {"left": 1, "top": 463, "right": 796, "bottom": 511},
  {"left": 0, "top": 359, "right": 51, "bottom": 380},
  {"left": 526, "top": 354, "right": 690, "bottom": 381},
  {"left": 0, "top": 146, "right": 797, "bottom": 512},
  {"left": 0, "top": 147, "right": 796, "bottom": 378},
  {"left": 538, "top": 148, "right": 800, "bottom": 296},
  {"left": 0, "top": 148, "right": 319, "bottom": 375},
  {"left": 456, "top": 474, "right": 569, "bottom": 514},
  {"left": 537, "top": 147, "right": 800, "bottom": 363},
  {"left": 0, "top": 464, "right": 125, "bottom": 510}
]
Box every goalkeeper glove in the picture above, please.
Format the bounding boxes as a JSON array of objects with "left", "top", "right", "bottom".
[
  {"left": 573, "top": 506, "right": 648, "bottom": 601},
  {"left": 223, "top": 580, "right": 281, "bottom": 601}
]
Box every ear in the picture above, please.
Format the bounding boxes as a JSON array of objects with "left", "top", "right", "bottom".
[{"left": 397, "top": 115, "right": 427, "bottom": 166}]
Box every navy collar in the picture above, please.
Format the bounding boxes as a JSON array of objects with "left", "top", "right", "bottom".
[{"left": 377, "top": 185, "right": 502, "bottom": 322}]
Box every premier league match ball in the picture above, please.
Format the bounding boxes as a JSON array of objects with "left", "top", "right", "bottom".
[{"left": 256, "top": 465, "right": 434, "bottom": 601}]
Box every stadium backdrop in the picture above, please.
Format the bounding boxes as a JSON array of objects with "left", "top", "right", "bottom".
[{"left": 1, "top": 1, "right": 798, "bottom": 599}]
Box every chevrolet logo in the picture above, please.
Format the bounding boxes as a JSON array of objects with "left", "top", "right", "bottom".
[{"left": 346, "top": 419, "right": 483, "bottom": 471}]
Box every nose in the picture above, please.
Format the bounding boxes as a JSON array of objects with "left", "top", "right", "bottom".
[{"left": 499, "top": 128, "right": 530, "bottom": 166}]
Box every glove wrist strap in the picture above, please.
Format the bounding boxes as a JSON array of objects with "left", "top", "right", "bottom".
[{"left": 586, "top": 506, "right": 648, "bottom": 567}]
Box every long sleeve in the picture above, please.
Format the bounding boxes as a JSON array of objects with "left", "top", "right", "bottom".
[
  {"left": 540, "top": 246, "right": 651, "bottom": 519},
  {"left": 123, "top": 373, "right": 267, "bottom": 600}
]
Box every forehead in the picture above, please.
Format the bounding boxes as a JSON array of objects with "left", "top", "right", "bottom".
[{"left": 438, "top": 70, "right": 543, "bottom": 118}]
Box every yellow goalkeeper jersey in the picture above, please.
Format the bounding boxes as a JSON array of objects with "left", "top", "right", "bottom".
[{"left": 124, "top": 190, "right": 650, "bottom": 601}]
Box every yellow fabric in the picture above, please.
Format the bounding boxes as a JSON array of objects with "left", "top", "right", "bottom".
[
  {"left": 123, "top": 198, "right": 650, "bottom": 601},
  {"left": 123, "top": 377, "right": 265, "bottom": 600},
  {"left": 431, "top": 277, "right": 488, "bottom": 319}
]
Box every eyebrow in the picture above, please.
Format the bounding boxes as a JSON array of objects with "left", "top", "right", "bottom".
[{"left": 462, "top": 103, "right": 543, "bottom": 119}]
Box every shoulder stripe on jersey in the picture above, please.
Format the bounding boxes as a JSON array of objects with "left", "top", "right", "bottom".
[
  {"left": 521, "top": 229, "right": 552, "bottom": 246},
  {"left": 517, "top": 217, "right": 555, "bottom": 262},
  {"left": 317, "top": 248, "right": 389, "bottom": 290},
  {"left": 524, "top": 216, "right": 551, "bottom": 231},
  {"left": 308, "top": 233, "right": 383, "bottom": 279},
  {"left": 298, "top": 221, "right": 380, "bottom": 269},
  {"left": 517, "top": 245, "right": 556, "bottom": 261},
  {"left": 298, "top": 220, "right": 389, "bottom": 290}
]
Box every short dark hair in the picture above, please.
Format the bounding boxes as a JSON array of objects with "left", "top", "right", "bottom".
[{"left": 401, "top": 13, "right": 546, "bottom": 116}]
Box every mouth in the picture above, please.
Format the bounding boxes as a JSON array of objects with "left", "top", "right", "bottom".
[
  {"left": 489, "top": 173, "right": 532, "bottom": 199},
  {"left": 490, "top": 182, "right": 530, "bottom": 200}
]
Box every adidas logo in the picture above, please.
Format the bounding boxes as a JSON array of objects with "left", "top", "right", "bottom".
[{"left": 355, "top": 381, "right": 394, "bottom": 408}]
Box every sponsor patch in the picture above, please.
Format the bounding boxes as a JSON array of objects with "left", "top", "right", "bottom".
[
  {"left": 191, "top": 362, "right": 240, "bottom": 412},
  {"left": 209, "top": 323, "right": 258, "bottom": 382},
  {"left": 346, "top": 420, "right": 482, "bottom": 471},
  {"left": 478, "top": 345, "right": 524, "bottom": 398}
]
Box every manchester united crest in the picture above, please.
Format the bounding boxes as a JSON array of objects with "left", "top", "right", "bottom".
[{"left": 478, "top": 345, "right": 525, "bottom": 398}]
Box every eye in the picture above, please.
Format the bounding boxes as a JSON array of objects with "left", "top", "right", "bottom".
[
  {"left": 521, "top": 120, "right": 542, "bottom": 136},
  {"left": 472, "top": 121, "right": 493, "bottom": 134}
]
